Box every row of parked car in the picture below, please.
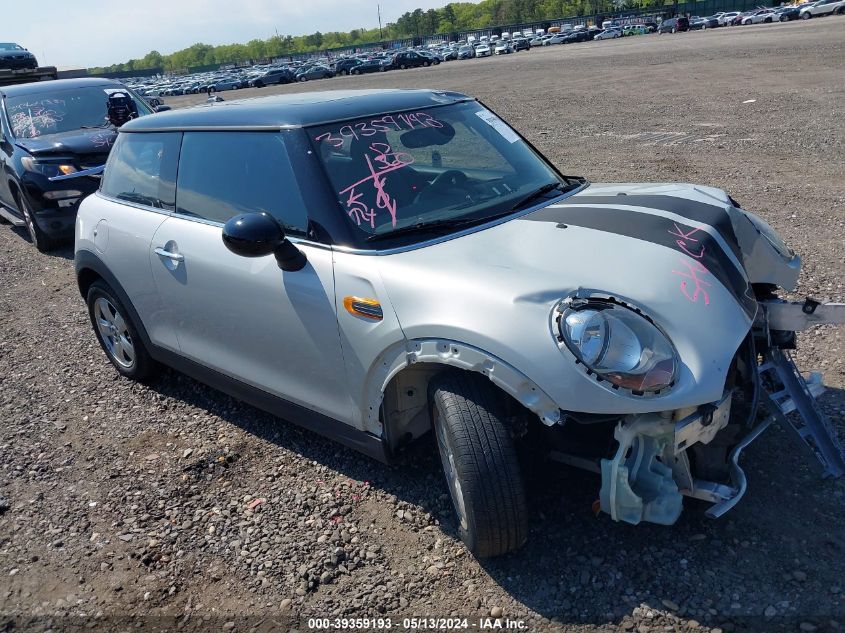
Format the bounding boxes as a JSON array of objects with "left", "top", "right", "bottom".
[
  {"left": 660, "top": 0, "right": 844, "bottom": 31},
  {"left": 124, "top": 1, "right": 842, "bottom": 98}
]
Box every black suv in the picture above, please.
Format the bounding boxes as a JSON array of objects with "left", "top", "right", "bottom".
[
  {"left": 657, "top": 17, "right": 690, "bottom": 33},
  {"left": 383, "top": 51, "right": 433, "bottom": 70},
  {"left": 0, "top": 78, "right": 154, "bottom": 251},
  {"left": 0, "top": 43, "right": 37, "bottom": 71}
]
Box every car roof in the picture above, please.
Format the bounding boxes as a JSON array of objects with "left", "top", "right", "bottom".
[
  {"left": 0, "top": 77, "right": 124, "bottom": 98},
  {"left": 122, "top": 89, "right": 474, "bottom": 132}
]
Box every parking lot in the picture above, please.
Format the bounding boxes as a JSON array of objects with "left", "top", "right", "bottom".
[{"left": 1, "top": 17, "right": 844, "bottom": 633}]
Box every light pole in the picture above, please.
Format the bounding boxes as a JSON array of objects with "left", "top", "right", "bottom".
[{"left": 378, "top": 4, "right": 384, "bottom": 40}]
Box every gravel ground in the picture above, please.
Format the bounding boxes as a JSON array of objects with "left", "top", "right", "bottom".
[{"left": 2, "top": 19, "right": 844, "bottom": 633}]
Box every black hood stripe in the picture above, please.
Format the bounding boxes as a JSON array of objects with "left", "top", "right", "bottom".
[
  {"left": 523, "top": 204, "right": 757, "bottom": 318},
  {"left": 565, "top": 194, "right": 743, "bottom": 261}
]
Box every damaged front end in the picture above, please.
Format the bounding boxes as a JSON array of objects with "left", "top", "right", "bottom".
[
  {"left": 545, "top": 190, "right": 845, "bottom": 525},
  {"left": 552, "top": 311, "right": 845, "bottom": 525}
]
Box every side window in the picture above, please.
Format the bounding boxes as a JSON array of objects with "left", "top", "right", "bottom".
[
  {"left": 175, "top": 131, "right": 309, "bottom": 235},
  {"left": 100, "top": 132, "right": 180, "bottom": 209}
]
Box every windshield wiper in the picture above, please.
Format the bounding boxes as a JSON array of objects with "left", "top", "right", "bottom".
[
  {"left": 366, "top": 209, "right": 519, "bottom": 242},
  {"left": 365, "top": 182, "right": 574, "bottom": 243},
  {"left": 511, "top": 181, "right": 569, "bottom": 211}
]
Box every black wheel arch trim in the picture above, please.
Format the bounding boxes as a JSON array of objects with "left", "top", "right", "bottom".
[{"left": 75, "top": 249, "right": 391, "bottom": 464}]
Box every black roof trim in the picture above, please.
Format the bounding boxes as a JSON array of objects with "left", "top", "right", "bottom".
[{"left": 121, "top": 89, "right": 473, "bottom": 131}]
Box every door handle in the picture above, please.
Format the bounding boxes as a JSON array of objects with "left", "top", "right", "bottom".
[{"left": 155, "top": 247, "right": 184, "bottom": 262}]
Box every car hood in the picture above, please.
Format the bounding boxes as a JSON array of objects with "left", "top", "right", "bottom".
[
  {"left": 375, "top": 182, "right": 799, "bottom": 414},
  {"left": 0, "top": 49, "right": 32, "bottom": 58},
  {"left": 14, "top": 128, "right": 116, "bottom": 163}
]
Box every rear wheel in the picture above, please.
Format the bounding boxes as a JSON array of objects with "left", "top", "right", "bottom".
[
  {"left": 801, "top": 11, "right": 811, "bottom": 18},
  {"left": 400, "top": 64, "right": 407, "bottom": 69},
  {"left": 86, "top": 280, "right": 159, "bottom": 382},
  {"left": 299, "top": 75, "right": 308, "bottom": 81},
  {"left": 340, "top": 69, "right": 348, "bottom": 75},
  {"left": 428, "top": 371, "right": 528, "bottom": 558},
  {"left": 18, "top": 193, "right": 57, "bottom": 252}
]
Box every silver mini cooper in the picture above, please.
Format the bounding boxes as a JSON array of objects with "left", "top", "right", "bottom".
[{"left": 75, "top": 89, "right": 844, "bottom": 557}]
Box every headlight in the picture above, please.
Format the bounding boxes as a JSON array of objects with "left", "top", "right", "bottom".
[
  {"left": 559, "top": 300, "right": 677, "bottom": 393},
  {"left": 21, "top": 157, "right": 77, "bottom": 178}
]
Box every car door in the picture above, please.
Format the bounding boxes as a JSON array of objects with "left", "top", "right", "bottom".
[{"left": 149, "top": 130, "right": 353, "bottom": 421}]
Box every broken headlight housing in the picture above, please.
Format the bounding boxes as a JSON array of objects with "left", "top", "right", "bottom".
[
  {"left": 743, "top": 211, "right": 794, "bottom": 260},
  {"left": 559, "top": 300, "right": 677, "bottom": 393}
]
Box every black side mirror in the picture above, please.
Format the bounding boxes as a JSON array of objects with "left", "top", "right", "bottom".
[
  {"left": 155, "top": 105, "right": 172, "bottom": 112},
  {"left": 222, "top": 212, "right": 307, "bottom": 272}
]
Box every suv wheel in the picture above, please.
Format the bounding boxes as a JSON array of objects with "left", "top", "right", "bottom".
[
  {"left": 87, "top": 280, "right": 158, "bottom": 382},
  {"left": 340, "top": 69, "right": 348, "bottom": 75},
  {"left": 428, "top": 370, "right": 528, "bottom": 558},
  {"left": 18, "top": 194, "right": 57, "bottom": 252},
  {"left": 801, "top": 11, "right": 811, "bottom": 17}
]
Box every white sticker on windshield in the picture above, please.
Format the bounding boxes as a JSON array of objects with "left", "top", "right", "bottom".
[{"left": 475, "top": 109, "right": 520, "bottom": 143}]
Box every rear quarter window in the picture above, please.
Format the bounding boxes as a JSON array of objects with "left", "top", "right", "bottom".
[{"left": 100, "top": 132, "right": 180, "bottom": 210}]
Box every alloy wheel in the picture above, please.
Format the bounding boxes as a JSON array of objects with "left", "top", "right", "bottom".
[{"left": 94, "top": 297, "right": 136, "bottom": 369}]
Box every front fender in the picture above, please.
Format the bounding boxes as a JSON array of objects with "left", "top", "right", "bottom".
[{"left": 364, "top": 338, "right": 562, "bottom": 434}]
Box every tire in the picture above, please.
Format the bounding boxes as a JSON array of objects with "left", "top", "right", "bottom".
[
  {"left": 801, "top": 11, "right": 811, "bottom": 18},
  {"left": 400, "top": 64, "right": 407, "bottom": 70},
  {"left": 18, "top": 193, "right": 57, "bottom": 252},
  {"left": 428, "top": 370, "right": 528, "bottom": 558},
  {"left": 86, "top": 280, "right": 159, "bottom": 382},
  {"left": 299, "top": 75, "right": 307, "bottom": 82},
  {"left": 340, "top": 69, "right": 348, "bottom": 75},
  {"left": 671, "top": 27, "right": 677, "bottom": 33},
  {"left": 352, "top": 69, "right": 360, "bottom": 75},
  {"left": 423, "top": 60, "right": 430, "bottom": 66},
  {"left": 764, "top": 17, "right": 772, "bottom": 22}
]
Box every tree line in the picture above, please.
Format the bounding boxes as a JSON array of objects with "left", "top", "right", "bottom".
[{"left": 90, "top": 0, "right": 669, "bottom": 73}]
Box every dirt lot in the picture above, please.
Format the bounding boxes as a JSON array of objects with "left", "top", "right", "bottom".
[{"left": 2, "top": 18, "right": 844, "bottom": 633}]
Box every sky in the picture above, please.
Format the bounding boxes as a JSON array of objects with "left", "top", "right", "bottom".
[{"left": 2, "top": 0, "right": 452, "bottom": 69}]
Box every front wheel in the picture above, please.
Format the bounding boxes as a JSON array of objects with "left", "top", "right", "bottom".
[
  {"left": 801, "top": 11, "right": 811, "bottom": 18},
  {"left": 18, "top": 193, "right": 58, "bottom": 252},
  {"left": 299, "top": 76, "right": 307, "bottom": 82},
  {"left": 340, "top": 69, "right": 348, "bottom": 75},
  {"left": 428, "top": 371, "right": 528, "bottom": 558},
  {"left": 87, "top": 280, "right": 159, "bottom": 382}
]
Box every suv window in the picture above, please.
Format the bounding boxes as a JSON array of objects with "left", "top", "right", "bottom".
[
  {"left": 175, "top": 131, "right": 309, "bottom": 235},
  {"left": 100, "top": 132, "right": 180, "bottom": 209}
]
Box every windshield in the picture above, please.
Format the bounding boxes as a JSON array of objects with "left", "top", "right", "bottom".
[
  {"left": 0, "top": 43, "right": 25, "bottom": 51},
  {"left": 5, "top": 85, "right": 152, "bottom": 139},
  {"left": 310, "top": 101, "right": 578, "bottom": 241}
]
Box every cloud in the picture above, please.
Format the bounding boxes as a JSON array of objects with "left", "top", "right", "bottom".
[{"left": 2, "top": 0, "right": 452, "bottom": 68}]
